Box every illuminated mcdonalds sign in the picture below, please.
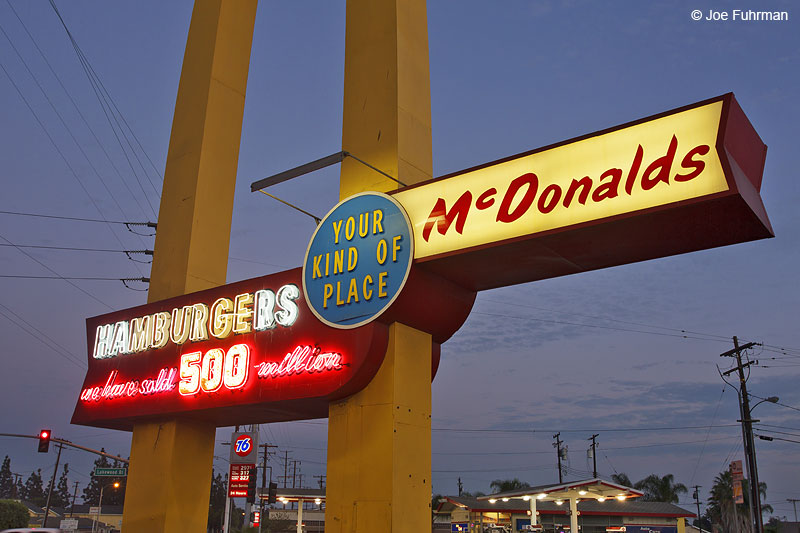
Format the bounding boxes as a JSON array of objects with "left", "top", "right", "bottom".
[
  {"left": 71, "top": 268, "right": 391, "bottom": 430},
  {"left": 393, "top": 94, "right": 773, "bottom": 290}
]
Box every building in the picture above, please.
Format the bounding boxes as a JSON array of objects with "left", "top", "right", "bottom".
[{"left": 435, "top": 479, "right": 695, "bottom": 533}]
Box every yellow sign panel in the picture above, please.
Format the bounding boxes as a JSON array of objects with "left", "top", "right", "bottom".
[{"left": 394, "top": 101, "right": 728, "bottom": 260}]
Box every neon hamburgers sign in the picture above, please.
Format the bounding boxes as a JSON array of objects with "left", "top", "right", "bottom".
[{"left": 72, "top": 269, "right": 391, "bottom": 429}]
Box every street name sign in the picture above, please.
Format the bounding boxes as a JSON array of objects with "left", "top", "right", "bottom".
[{"left": 94, "top": 467, "right": 127, "bottom": 476}]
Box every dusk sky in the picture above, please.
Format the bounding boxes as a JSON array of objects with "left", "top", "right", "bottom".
[{"left": 0, "top": 0, "right": 798, "bottom": 520}]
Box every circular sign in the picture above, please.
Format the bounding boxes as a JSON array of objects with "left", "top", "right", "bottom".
[
  {"left": 303, "top": 192, "right": 414, "bottom": 329},
  {"left": 234, "top": 434, "right": 253, "bottom": 457}
]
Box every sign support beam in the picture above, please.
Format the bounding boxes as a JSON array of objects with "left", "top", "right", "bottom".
[
  {"left": 120, "top": 2, "right": 257, "bottom": 531},
  {"left": 326, "top": 1, "right": 434, "bottom": 530}
]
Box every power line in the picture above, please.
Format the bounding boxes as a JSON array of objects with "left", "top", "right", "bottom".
[
  {"left": 472, "top": 310, "right": 737, "bottom": 344},
  {"left": 755, "top": 423, "right": 800, "bottom": 432},
  {"left": 755, "top": 428, "right": 800, "bottom": 439},
  {"left": 482, "top": 298, "right": 732, "bottom": 342},
  {"left": 0, "top": 304, "right": 86, "bottom": 369},
  {"left": 0, "top": 232, "right": 111, "bottom": 308},
  {"left": 6, "top": 0, "right": 160, "bottom": 224},
  {"left": 48, "top": 0, "right": 162, "bottom": 209},
  {"left": 0, "top": 209, "right": 154, "bottom": 227},
  {"left": 479, "top": 301, "right": 800, "bottom": 357},
  {"left": 0, "top": 274, "right": 149, "bottom": 282},
  {"left": 690, "top": 388, "right": 726, "bottom": 486},
  {"left": 756, "top": 435, "right": 800, "bottom": 445},
  {"left": 0, "top": 243, "right": 152, "bottom": 255},
  {"left": 0, "top": 15, "right": 156, "bottom": 252},
  {"left": 431, "top": 423, "right": 740, "bottom": 434}
]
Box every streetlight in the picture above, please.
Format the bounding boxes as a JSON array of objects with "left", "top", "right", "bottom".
[
  {"left": 92, "top": 481, "right": 120, "bottom": 533},
  {"left": 745, "top": 395, "right": 778, "bottom": 533}
]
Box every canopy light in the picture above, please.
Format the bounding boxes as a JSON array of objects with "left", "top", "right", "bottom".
[
  {"left": 578, "top": 490, "right": 587, "bottom": 496},
  {"left": 315, "top": 498, "right": 322, "bottom": 505},
  {"left": 598, "top": 497, "right": 606, "bottom": 502},
  {"left": 489, "top": 499, "right": 497, "bottom": 504},
  {"left": 502, "top": 498, "right": 509, "bottom": 502},
  {"left": 537, "top": 493, "right": 547, "bottom": 500},
  {"left": 616, "top": 495, "right": 626, "bottom": 501},
  {"left": 555, "top": 500, "right": 564, "bottom": 506},
  {"left": 522, "top": 496, "right": 531, "bottom": 501}
]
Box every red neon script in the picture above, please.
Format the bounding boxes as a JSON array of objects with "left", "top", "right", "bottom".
[
  {"left": 80, "top": 367, "right": 177, "bottom": 402},
  {"left": 255, "top": 345, "right": 343, "bottom": 379}
]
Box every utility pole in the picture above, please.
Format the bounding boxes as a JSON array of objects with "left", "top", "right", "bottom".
[
  {"left": 43, "top": 441, "right": 65, "bottom": 527},
  {"left": 292, "top": 460, "right": 300, "bottom": 488},
  {"left": 588, "top": 434, "right": 599, "bottom": 478},
  {"left": 259, "top": 443, "right": 277, "bottom": 533},
  {"left": 283, "top": 451, "right": 289, "bottom": 488},
  {"left": 787, "top": 499, "right": 799, "bottom": 522},
  {"left": 314, "top": 475, "right": 326, "bottom": 490},
  {"left": 721, "top": 336, "right": 763, "bottom": 533},
  {"left": 692, "top": 485, "right": 702, "bottom": 526},
  {"left": 553, "top": 433, "right": 563, "bottom": 484},
  {"left": 70, "top": 481, "right": 80, "bottom": 517},
  {"left": 458, "top": 477, "right": 463, "bottom": 496}
]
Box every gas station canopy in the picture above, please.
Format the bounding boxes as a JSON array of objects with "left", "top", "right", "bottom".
[{"left": 479, "top": 478, "right": 644, "bottom": 504}]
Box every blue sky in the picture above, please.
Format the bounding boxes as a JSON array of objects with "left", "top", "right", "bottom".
[{"left": 0, "top": 0, "right": 798, "bottom": 518}]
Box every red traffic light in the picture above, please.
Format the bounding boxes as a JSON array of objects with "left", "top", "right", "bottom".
[{"left": 38, "top": 429, "right": 51, "bottom": 453}]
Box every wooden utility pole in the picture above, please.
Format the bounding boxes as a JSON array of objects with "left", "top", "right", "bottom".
[
  {"left": 553, "top": 433, "right": 563, "bottom": 484},
  {"left": 588, "top": 434, "right": 599, "bottom": 479},
  {"left": 692, "top": 485, "right": 703, "bottom": 526},
  {"left": 721, "top": 336, "right": 763, "bottom": 533}
]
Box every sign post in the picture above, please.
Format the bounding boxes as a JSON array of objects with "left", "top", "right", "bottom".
[{"left": 117, "top": 3, "right": 257, "bottom": 532}]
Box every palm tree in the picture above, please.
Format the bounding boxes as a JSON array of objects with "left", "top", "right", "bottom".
[
  {"left": 611, "top": 473, "right": 634, "bottom": 487},
  {"left": 634, "top": 474, "right": 688, "bottom": 503},
  {"left": 489, "top": 478, "right": 531, "bottom": 493},
  {"left": 707, "top": 470, "right": 772, "bottom": 533}
]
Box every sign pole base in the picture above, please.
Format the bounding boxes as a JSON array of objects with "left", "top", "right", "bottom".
[
  {"left": 325, "top": 323, "right": 432, "bottom": 532},
  {"left": 122, "top": 419, "right": 215, "bottom": 532}
]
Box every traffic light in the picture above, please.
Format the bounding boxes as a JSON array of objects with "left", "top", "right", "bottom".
[
  {"left": 268, "top": 481, "right": 277, "bottom": 504},
  {"left": 246, "top": 467, "right": 257, "bottom": 504},
  {"left": 37, "top": 429, "right": 51, "bottom": 453}
]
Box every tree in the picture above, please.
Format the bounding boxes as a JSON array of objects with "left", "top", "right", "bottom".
[
  {"left": 23, "top": 469, "right": 45, "bottom": 506},
  {"left": 208, "top": 469, "right": 227, "bottom": 532},
  {"left": 707, "top": 470, "right": 772, "bottom": 533},
  {"left": 462, "top": 490, "right": 486, "bottom": 498},
  {"left": 611, "top": 473, "right": 634, "bottom": 487},
  {"left": 52, "top": 464, "right": 71, "bottom": 509},
  {"left": 82, "top": 450, "right": 126, "bottom": 506},
  {"left": 0, "top": 499, "right": 29, "bottom": 529},
  {"left": 489, "top": 478, "right": 531, "bottom": 493},
  {"left": 0, "top": 457, "right": 13, "bottom": 499},
  {"left": 634, "top": 474, "right": 688, "bottom": 503}
]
